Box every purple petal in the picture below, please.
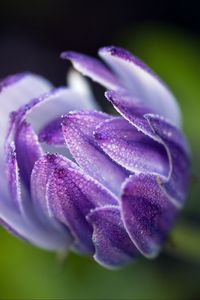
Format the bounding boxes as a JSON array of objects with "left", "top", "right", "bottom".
[
  {"left": 47, "top": 154, "right": 118, "bottom": 254},
  {"left": 99, "top": 46, "right": 181, "bottom": 126},
  {"left": 105, "top": 90, "right": 154, "bottom": 136},
  {"left": 0, "top": 73, "right": 51, "bottom": 214},
  {"left": 6, "top": 87, "right": 96, "bottom": 162},
  {"left": 62, "top": 111, "right": 130, "bottom": 196},
  {"left": 87, "top": 206, "right": 139, "bottom": 268},
  {"left": 106, "top": 90, "right": 190, "bottom": 207},
  {"left": 95, "top": 117, "right": 169, "bottom": 177},
  {"left": 38, "top": 118, "right": 64, "bottom": 145},
  {"left": 14, "top": 121, "right": 43, "bottom": 188},
  {"left": 121, "top": 174, "right": 178, "bottom": 257},
  {"left": 30, "top": 154, "right": 72, "bottom": 236},
  {"left": 2, "top": 145, "right": 73, "bottom": 249},
  {"left": 1, "top": 150, "right": 72, "bottom": 250},
  {"left": 61, "top": 51, "right": 120, "bottom": 90},
  {"left": 146, "top": 114, "right": 190, "bottom": 205}
]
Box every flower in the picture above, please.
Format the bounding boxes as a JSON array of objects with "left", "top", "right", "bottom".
[{"left": 0, "top": 46, "right": 190, "bottom": 269}]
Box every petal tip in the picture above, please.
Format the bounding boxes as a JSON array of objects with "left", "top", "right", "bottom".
[
  {"left": 0, "top": 72, "right": 31, "bottom": 91},
  {"left": 104, "top": 90, "right": 115, "bottom": 102},
  {"left": 98, "top": 45, "right": 115, "bottom": 55},
  {"left": 60, "top": 51, "right": 77, "bottom": 61}
]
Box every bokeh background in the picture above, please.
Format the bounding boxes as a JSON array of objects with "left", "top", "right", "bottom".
[{"left": 0, "top": 0, "right": 200, "bottom": 299}]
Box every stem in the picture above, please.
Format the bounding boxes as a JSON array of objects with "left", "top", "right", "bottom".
[{"left": 165, "top": 222, "right": 200, "bottom": 263}]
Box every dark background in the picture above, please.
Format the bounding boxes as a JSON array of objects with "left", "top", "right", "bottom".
[
  {"left": 0, "top": 0, "right": 199, "bottom": 85},
  {"left": 0, "top": 1, "right": 200, "bottom": 299}
]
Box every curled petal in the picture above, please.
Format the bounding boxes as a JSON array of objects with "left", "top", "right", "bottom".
[
  {"left": 106, "top": 90, "right": 190, "bottom": 207},
  {"left": 61, "top": 51, "right": 120, "bottom": 90},
  {"left": 121, "top": 174, "right": 179, "bottom": 257},
  {"left": 87, "top": 206, "right": 138, "bottom": 269},
  {"left": 62, "top": 111, "right": 130, "bottom": 196},
  {"left": 1, "top": 150, "right": 72, "bottom": 250},
  {"left": 14, "top": 120, "right": 43, "bottom": 188},
  {"left": 0, "top": 198, "right": 72, "bottom": 250},
  {"left": 47, "top": 154, "right": 118, "bottom": 254},
  {"left": 16, "top": 87, "right": 96, "bottom": 133},
  {"left": 105, "top": 90, "right": 155, "bottom": 136},
  {"left": 8, "top": 87, "right": 97, "bottom": 160},
  {"left": 0, "top": 72, "right": 51, "bottom": 207},
  {"left": 95, "top": 117, "right": 169, "bottom": 177},
  {"left": 99, "top": 46, "right": 181, "bottom": 126},
  {"left": 0, "top": 72, "right": 52, "bottom": 149},
  {"left": 3, "top": 147, "right": 73, "bottom": 249},
  {"left": 145, "top": 114, "right": 190, "bottom": 205}
]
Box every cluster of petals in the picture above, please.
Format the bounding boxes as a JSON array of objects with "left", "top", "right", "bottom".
[{"left": 0, "top": 46, "right": 190, "bottom": 268}]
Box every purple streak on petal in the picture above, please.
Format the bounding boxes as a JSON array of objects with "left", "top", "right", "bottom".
[
  {"left": 61, "top": 51, "right": 120, "bottom": 90},
  {"left": 121, "top": 174, "right": 178, "bottom": 257},
  {"left": 5, "top": 143, "right": 22, "bottom": 211},
  {"left": 47, "top": 154, "right": 118, "bottom": 254},
  {"left": 87, "top": 206, "right": 139, "bottom": 269},
  {"left": 4, "top": 141, "right": 37, "bottom": 222},
  {"left": 99, "top": 46, "right": 181, "bottom": 126},
  {"left": 62, "top": 111, "right": 130, "bottom": 196},
  {"left": 146, "top": 114, "right": 190, "bottom": 205},
  {"left": 95, "top": 117, "right": 169, "bottom": 177},
  {"left": 0, "top": 72, "right": 28, "bottom": 91},
  {"left": 100, "top": 46, "right": 156, "bottom": 77},
  {"left": 38, "top": 118, "right": 64, "bottom": 145},
  {"left": 15, "top": 121, "right": 43, "bottom": 189}
]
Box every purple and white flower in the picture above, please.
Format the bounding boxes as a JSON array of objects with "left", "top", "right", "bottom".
[{"left": 0, "top": 46, "right": 190, "bottom": 268}]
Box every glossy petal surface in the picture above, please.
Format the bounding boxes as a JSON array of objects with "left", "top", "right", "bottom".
[
  {"left": 47, "top": 154, "right": 118, "bottom": 254},
  {"left": 87, "top": 206, "right": 138, "bottom": 268},
  {"left": 62, "top": 111, "right": 129, "bottom": 195},
  {"left": 121, "top": 174, "right": 178, "bottom": 257},
  {"left": 95, "top": 117, "right": 169, "bottom": 177}
]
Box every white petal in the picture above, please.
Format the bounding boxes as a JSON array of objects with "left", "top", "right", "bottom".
[
  {"left": 99, "top": 47, "right": 181, "bottom": 127},
  {"left": 67, "top": 69, "right": 100, "bottom": 110},
  {"left": 0, "top": 194, "right": 72, "bottom": 250},
  {"left": 0, "top": 73, "right": 52, "bottom": 206},
  {"left": 0, "top": 73, "right": 52, "bottom": 150}
]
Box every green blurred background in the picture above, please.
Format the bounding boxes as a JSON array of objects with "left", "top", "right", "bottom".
[{"left": 0, "top": 1, "right": 200, "bottom": 299}]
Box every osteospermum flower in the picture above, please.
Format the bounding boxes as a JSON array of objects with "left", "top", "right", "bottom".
[{"left": 0, "top": 46, "right": 190, "bottom": 268}]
